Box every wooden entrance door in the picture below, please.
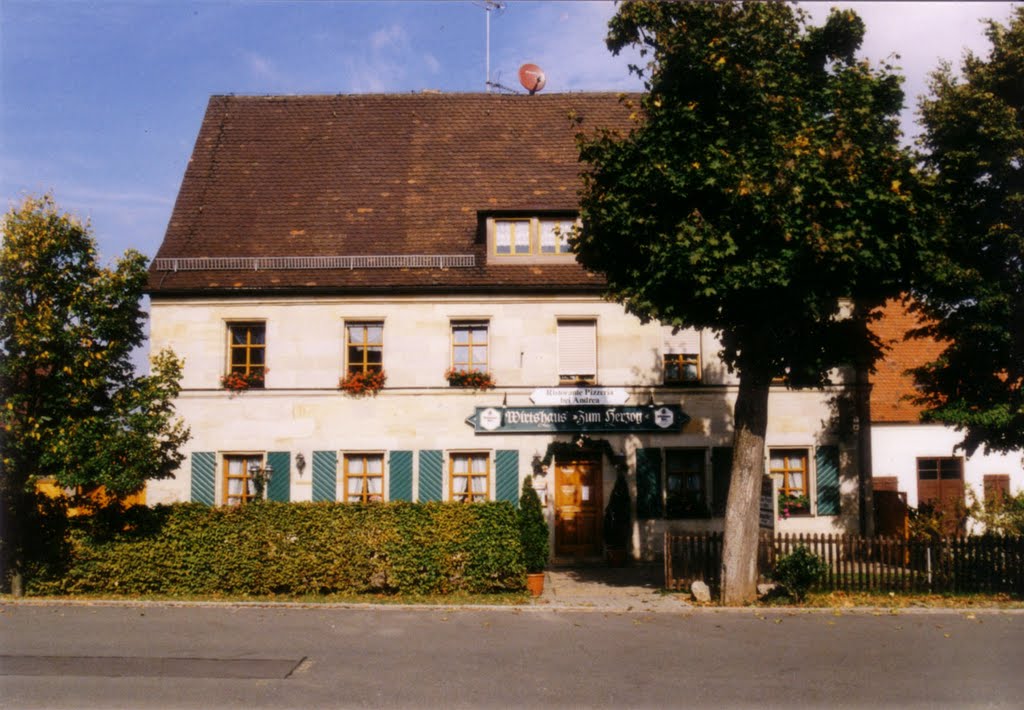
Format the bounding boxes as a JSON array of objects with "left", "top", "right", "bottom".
[{"left": 555, "top": 457, "right": 602, "bottom": 557}]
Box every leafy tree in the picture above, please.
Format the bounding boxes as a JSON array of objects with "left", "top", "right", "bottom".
[
  {"left": 574, "top": 2, "right": 922, "bottom": 602},
  {"left": 0, "top": 195, "right": 190, "bottom": 594},
  {"left": 912, "top": 8, "right": 1024, "bottom": 455},
  {"left": 518, "top": 476, "right": 549, "bottom": 574}
]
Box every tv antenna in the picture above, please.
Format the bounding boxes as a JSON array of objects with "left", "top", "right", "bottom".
[{"left": 476, "top": 1, "right": 517, "bottom": 93}]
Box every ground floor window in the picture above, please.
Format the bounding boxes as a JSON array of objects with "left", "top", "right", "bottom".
[
  {"left": 665, "top": 449, "right": 708, "bottom": 518},
  {"left": 344, "top": 453, "right": 384, "bottom": 502},
  {"left": 450, "top": 452, "right": 490, "bottom": 503},
  {"left": 770, "top": 449, "right": 810, "bottom": 514},
  {"left": 223, "top": 454, "right": 263, "bottom": 506}
]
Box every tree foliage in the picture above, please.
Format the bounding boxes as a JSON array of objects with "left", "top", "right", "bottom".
[
  {"left": 0, "top": 195, "right": 189, "bottom": 590},
  {"left": 574, "top": 1, "right": 923, "bottom": 602},
  {"left": 912, "top": 8, "right": 1024, "bottom": 455}
]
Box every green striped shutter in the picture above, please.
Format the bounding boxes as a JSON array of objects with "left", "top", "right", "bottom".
[
  {"left": 266, "top": 451, "right": 290, "bottom": 502},
  {"left": 389, "top": 451, "right": 413, "bottom": 502},
  {"left": 495, "top": 450, "right": 520, "bottom": 503},
  {"left": 190, "top": 452, "right": 216, "bottom": 505},
  {"left": 418, "top": 450, "right": 443, "bottom": 502},
  {"left": 312, "top": 450, "right": 337, "bottom": 502},
  {"left": 711, "top": 447, "right": 733, "bottom": 516},
  {"left": 635, "top": 448, "right": 663, "bottom": 519},
  {"left": 816, "top": 445, "right": 841, "bottom": 515}
]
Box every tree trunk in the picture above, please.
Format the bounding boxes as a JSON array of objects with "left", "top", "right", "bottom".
[{"left": 719, "top": 373, "right": 771, "bottom": 605}]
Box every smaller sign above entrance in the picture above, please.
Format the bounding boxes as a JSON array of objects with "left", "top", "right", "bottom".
[{"left": 530, "top": 387, "right": 629, "bottom": 406}]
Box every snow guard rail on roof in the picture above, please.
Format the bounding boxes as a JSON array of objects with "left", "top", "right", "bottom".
[{"left": 152, "top": 255, "right": 476, "bottom": 272}]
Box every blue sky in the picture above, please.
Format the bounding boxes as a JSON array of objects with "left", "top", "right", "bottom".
[{"left": 2, "top": 0, "right": 1017, "bottom": 268}]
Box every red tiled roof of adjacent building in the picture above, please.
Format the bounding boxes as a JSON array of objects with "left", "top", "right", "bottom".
[
  {"left": 869, "top": 299, "right": 949, "bottom": 423},
  {"left": 147, "top": 92, "right": 636, "bottom": 296}
]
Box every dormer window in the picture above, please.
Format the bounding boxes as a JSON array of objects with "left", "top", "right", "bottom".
[{"left": 487, "top": 215, "right": 578, "bottom": 262}]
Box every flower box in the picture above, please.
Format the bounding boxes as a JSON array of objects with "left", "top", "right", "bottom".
[
  {"left": 339, "top": 369, "right": 387, "bottom": 397},
  {"left": 220, "top": 369, "right": 266, "bottom": 392},
  {"left": 444, "top": 368, "right": 495, "bottom": 391},
  {"left": 778, "top": 492, "right": 811, "bottom": 518}
]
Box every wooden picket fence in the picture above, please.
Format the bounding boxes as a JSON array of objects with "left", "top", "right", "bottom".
[{"left": 664, "top": 531, "right": 1024, "bottom": 596}]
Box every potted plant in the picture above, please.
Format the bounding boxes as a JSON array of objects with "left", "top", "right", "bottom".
[
  {"left": 603, "top": 471, "right": 631, "bottom": 567},
  {"left": 339, "top": 369, "right": 387, "bottom": 397},
  {"left": 444, "top": 368, "right": 495, "bottom": 391},
  {"left": 220, "top": 368, "right": 266, "bottom": 392},
  {"left": 519, "top": 475, "right": 549, "bottom": 596}
]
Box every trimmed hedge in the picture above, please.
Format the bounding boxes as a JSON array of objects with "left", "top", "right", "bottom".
[{"left": 28, "top": 501, "right": 526, "bottom": 596}]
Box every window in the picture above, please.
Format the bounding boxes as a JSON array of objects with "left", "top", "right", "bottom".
[
  {"left": 538, "top": 219, "right": 573, "bottom": 254},
  {"left": 227, "top": 322, "right": 266, "bottom": 386},
  {"left": 489, "top": 216, "right": 578, "bottom": 258},
  {"left": 450, "top": 453, "right": 490, "bottom": 503},
  {"left": 770, "top": 449, "right": 809, "bottom": 501},
  {"left": 223, "top": 454, "right": 263, "bottom": 506},
  {"left": 451, "top": 322, "right": 489, "bottom": 373},
  {"left": 664, "top": 354, "right": 700, "bottom": 384},
  {"left": 494, "top": 219, "right": 532, "bottom": 255},
  {"left": 665, "top": 450, "right": 708, "bottom": 518},
  {"left": 662, "top": 326, "right": 700, "bottom": 384},
  {"left": 346, "top": 322, "right": 383, "bottom": 375},
  {"left": 917, "top": 457, "right": 965, "bottom": 535},
  {"left": 343, "top": 453, "right": 384, "bottom": 502},
  {"left": 557, "top": 319, "right": 596, "bottom": 384}
]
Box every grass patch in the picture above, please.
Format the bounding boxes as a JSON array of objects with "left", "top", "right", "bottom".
[
  {"left": 754, "top": 589, "right": 1024, "bottom": 609},
  {"left": 5, "top": 590, "right": 533, "bottom": 606}
]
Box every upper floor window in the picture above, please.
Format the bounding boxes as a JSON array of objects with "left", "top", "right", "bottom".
[
  {"left": 663, "top": 326, "right": 700, "bottom": 384},
  {"left": 488, "top": 216, "right": 578, "bottom": 261},
  {"left": 451, "top": 322, "right": 489, "bottom": 373},
  {"left": 346, "top": 321, "right": 383, "bottom": 375},
  {"left": 557, "top": 319, "right": 597, "bottom": 385},
  {"left": 344, "top": 453, "right": 384, "bottom": 503},
  {"left": 227, "top": 322, "right": 266, "bottom": 387},
  {"left": 450, "top": 452, "right": 490, "bottom": 503}
]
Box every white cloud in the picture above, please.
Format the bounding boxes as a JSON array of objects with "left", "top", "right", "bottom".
[{"left": 371, "top": 24, "right": 409, "bottom": 52}]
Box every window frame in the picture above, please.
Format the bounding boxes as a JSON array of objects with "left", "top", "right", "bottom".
[
  {"left": 222, "top": 453, "right": 265, "bottom": 506},
  {"left": 769, "top": 448, "right": 811, "bottom": 509},
  {"left": 450, "top": 321, "right": 490, "bottom": 374},
  {"left": 226, "top": 321, "right": 267, "bottom": 385},
  {"left": 345, "top": 321, "right": 384, "bottom": 376},
  {"left": 663, "top": 352, "right": 701, "bottom": 385},
  {"left": 487, "top": 215, "right": 579, "bottom": 261},
  {"left": 342, "top": 452, "right": 385, "bottom": 503},
  {"left": 448, "top": 452, "right": 491, "bottom": 503}
]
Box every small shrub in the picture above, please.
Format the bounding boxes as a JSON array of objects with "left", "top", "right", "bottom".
[
  {"left": 772, "top": 546, "right": 828, "bottom": 602},
  {"left": 518, "top": 476, "right": 549, "bottom": 573}
]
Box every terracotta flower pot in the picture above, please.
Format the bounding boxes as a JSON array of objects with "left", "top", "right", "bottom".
[{"left": 526, "top": 572, "right": 545, "bottom": 597}]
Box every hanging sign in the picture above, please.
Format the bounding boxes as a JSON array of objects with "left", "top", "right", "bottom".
[
  {"left": 466, "top": 405, "right": 689, "bottom": 434},
  {"left": 529, "top": 387, "right": 629, "bottom": 406}
]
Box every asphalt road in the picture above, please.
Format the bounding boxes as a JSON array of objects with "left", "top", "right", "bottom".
[{"left": 1, "top": 602, "right": 1021, "bottom": 709}]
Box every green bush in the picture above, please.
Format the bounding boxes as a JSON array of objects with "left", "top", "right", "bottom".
[
  {"left": 772, "top": 546, "right": 828, "bottom": 602},
  {"left": 603, "top": 472, "right": 631, "bottom": 548},
  {"left": 27, "top": 501, "right": 526, "bottom": 597},
  {"left": 518, "top": 476, "right": 549, "bottom": 573}
]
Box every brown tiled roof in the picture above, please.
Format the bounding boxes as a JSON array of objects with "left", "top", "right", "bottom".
[
  {"left": 148, "top": 93, "right": 636, "bottom": 296},
  {"left": 869, "top": 299, "right": 949, "bottom": 423}
]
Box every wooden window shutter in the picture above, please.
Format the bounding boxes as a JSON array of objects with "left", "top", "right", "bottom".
[
  {"left": 190, "top": 452, "right": 216, "bottom": 505},
  {"left": 495, "top": 450, "right": 520, "bottom": 503},
  {"left": 984, "top": 474, "right": 1010, "bottom": 506},
  {"left": 815, "top": 445, "right": 841, "bottom": 515},
  {"left": 635, "top": 448, "right": 663, "bottom": 519},
  {"left": 266, "top": 451, "right": 290, "bottom": 502},
  {"left": 873, "top": 476, "right": 899, "bottom": 492},
  {"left": 389, "top": 451, "right": 413, "bottom": 502},
  {"left": 418, "top": 450, "right": 443, "bottom": 502},
  {"left": 711, "top": 447, "right": 733, "bottom": 516},
  {"left": 557, "top": 320, "right": 596, "bottom": 378},
  {"left": 312, "top": 451, "right": 337, "bottom": 502}
]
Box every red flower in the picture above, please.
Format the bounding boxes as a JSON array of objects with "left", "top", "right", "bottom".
[{"left": 339, "top": 369, "right": 387, "bottom": 397}]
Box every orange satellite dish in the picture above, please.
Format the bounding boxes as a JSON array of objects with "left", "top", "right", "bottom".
[{"left": 518, "top": 63, "right": 546, "bottom": 94}]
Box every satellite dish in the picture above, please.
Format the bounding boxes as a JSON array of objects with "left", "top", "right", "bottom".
[{"left": 518, "top": 63, "right": 546, "bottom": 94}]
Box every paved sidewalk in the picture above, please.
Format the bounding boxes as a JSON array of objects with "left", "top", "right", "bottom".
[{"left": 532, "top": 565, "right": 693, "bottom": 611}]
